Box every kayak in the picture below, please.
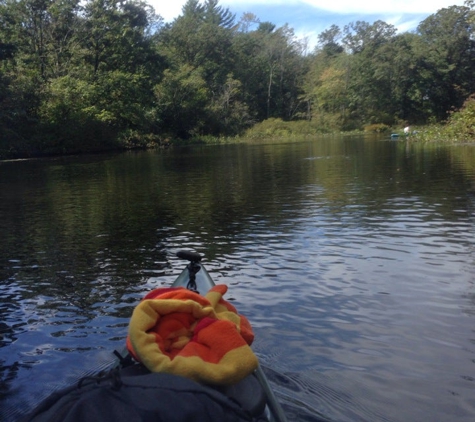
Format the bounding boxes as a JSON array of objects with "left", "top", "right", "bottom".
[
  {"left": 169, "top": 250, "right": 288, "bottom": 422},
  {"left": 21, "top": 250, "right": 288, "bottom": 422},
  {"left": 116, "top": 250, "right": 288, "bottom": 422}
]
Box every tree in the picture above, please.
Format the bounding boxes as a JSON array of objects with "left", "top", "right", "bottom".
[
  {"left": 302, "top": 42, "right": 351, "bottom": 129},
  {"left": 317, "top": 24, "right": 343, "bottom": 57},
  {"left": 388, "top": 32, "right": 426, "bottom": 123},
  {"left": 159, "top": 0, "right": 235, "bottom": 75},
  {"left": 416, "top": 4, "right": 475, "bottom": 120},
  {"left": 0, "top": 0, "right": 82, "bottom": 80},
  {"left": 342, "top": 20, "right": 396, "bottom": 54},
  {"left": 81, "top": 0, "right": 162, "bottom": 75},
  {"left": 154, "top": 0, "right": 242, "bottom": 136},
  {"left": 153, "top": 65, "right": 210, "bottom": 138},
  {"left": 208, "top": 74, "right": 252, "bottom": 135},
  {"left": 237, "top": 12, "right": 259, "bottom": 33},
  {"left": 242, "top": 23, "right": 307, "bottom": 120},
  {"left": 342, "top": 20, "right": 398, "bottom": 124}
]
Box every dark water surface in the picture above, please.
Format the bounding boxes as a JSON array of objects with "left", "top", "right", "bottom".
[{"left": 1, "top": 137, "right": 475, "bottom": 421}]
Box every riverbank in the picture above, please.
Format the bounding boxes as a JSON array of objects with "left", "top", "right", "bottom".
[{"left": 2, "top": 110, "right": 475, "bottom": 161}]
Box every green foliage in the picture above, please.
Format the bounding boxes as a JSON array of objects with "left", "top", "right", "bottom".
[
  {"left": 412, "top": 94, "right": 475, "bottom": 142},
  {"left": 207, "top": 75, "right": 253, "bottom": 135},
  {"left": 35, "top": 70, "right": 154, "bottom": 153},
  {"left": 0, "top": 69, "right": 43, "bottom": 158},
  {"left": 448, "top": 94, "right": 475, "bottom": 136},
  {"left": 364, "top": 123, "right": 390, "bottom": 133},
  {"left": 82, "top": 0, "right": 160, "bottom": 74},
  {"left": 243, "top": 118, "right": 330, "bottom": 140},
  {"left": 36, "top": 76, "right": 117, "bottom": 153},
  {"left": 153, "top": 65, "right": 210, "bottom": 138},
  {"left": 415, "top": 5, "right": 475, "bottom": 120},
  {"left": 1, "top": 0, "right": 475, "bottom": 159}
]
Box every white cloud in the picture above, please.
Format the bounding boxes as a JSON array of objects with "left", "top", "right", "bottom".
[
  {"left": 298, "top": 0, "right": 466, "bottom": 15},
  {"left": 151, "top": 3, "right": 183, "bottom": 21},
  {"left": 148, "top": 0, "right": 469, "bottom": 51},
  {"left": 150, "top": 0, "right": 467, "bottom": 22}
]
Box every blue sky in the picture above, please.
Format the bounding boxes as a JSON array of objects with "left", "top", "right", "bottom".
[{"left": 147, "top": 0, "right": 467, "bottom": 49}]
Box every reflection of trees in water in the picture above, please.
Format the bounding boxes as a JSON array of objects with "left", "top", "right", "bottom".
[
  {"left": 0, "top": 359, "right": 34, "bottom": 421},
  {"left": 0, "top": 315, "right": 30, "bottom": 405},
  {"left": 0, "top": 359, "right": 22, "bottom": 397},
  {"left": 449, "top": 146, "right": 475, "bottom": 184},
  {"left": 0, "top": 277, "right": 27, "bottom": 352},
  {"left": 0, "top": 321, "right": 18, "bottom": 348},
  {"left": 462, "top": 291, "right": 475, "bottom": 318},
  {"left": 0, "top": 275, "right": 36, "bottom": 403},
  {"left": 0, "top": 229, "right": 171, "bottom": 397}
]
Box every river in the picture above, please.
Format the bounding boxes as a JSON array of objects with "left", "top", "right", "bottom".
[{"left": 1, "top": 136, "right": 474, "bottom": 421}]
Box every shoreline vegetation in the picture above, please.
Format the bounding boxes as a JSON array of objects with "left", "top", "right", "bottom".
[
  {"left": 1, "top": 0, "right": 475, "bottom": 160},
  {"left": 2, "top": 92, "right": 475, "bottom": 160},
  {"left": 2, "top": 107, "right": 475, "bottom": 162}
]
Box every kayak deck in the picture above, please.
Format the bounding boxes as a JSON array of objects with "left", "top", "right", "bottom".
[{"left": 169, "top": 251, "right": 288, "bottom": 422}]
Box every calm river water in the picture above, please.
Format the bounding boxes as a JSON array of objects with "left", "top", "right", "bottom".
[{"left": 1, "top": 136, "right": 475, "bottom": 421}]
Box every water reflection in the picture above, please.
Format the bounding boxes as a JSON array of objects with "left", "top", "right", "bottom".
[{"left": 1, "top": 138, "right": 475, "bottom": 421}]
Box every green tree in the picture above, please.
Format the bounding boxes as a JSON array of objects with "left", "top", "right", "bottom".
[
  {"left": 233, "top": 22, "right": 307, "bottom": 121},
  {"left": 0, "top": 0, "right": 163, "bottom": 155},
  {"left": 416, "top": 4, "right": 475, "bottom": 120},
  {"left": 153, "top": 65, "right": 210, "bottom": 138},
  {"left": 82, "top": 0, "right": 162, "bottom": 75},
  {"left": 318, "top": 24, "right": 343, "bottom": 57},
  {"left": 37, "top": 68, "right": 156, "bottom": 152},
  {"left": 388, "top": 32, "right": 426, "bottom": 123},
  {"left": 342, "top": 20, "right": 397, "bottom": 125},
  {"left": 302, "top": 40, "right": 350, "bottom": 129},
  {"left": 207, "top": 74, "right": 252, "bottom": 135},
  {"left": 155, "top": 0, "right": 244, "bottom": 137},
  {"left": 159, "top": 0, "right": 235, "bottom": 78},
  {"left": 0, "top": 0, "right": 83, "bottom": 80}
]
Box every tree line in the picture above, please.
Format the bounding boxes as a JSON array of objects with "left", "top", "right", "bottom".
[{"left": 1, "top": 0, "right": 474, "bottom": 158}]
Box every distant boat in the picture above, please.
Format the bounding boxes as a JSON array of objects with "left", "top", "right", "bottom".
[{"left": 390, "top": 133, "right": 400, "bottom": 139}]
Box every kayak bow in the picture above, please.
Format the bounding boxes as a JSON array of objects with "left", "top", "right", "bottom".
[{"left": 170, "top": 250, "right": 288, "bottom": 422}]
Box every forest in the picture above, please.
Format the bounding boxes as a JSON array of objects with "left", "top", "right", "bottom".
[{"left": 1, "top": 0, "right": 475, "bottom": 159}]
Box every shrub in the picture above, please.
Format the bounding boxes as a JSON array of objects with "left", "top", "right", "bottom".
[
  {"left": 411, "top": 94, "right": 475, "bottom": 143},
  {"left": 243, "top": 118, "right": 330, "bottom": 140},
  {"left": 364, "top": 123, "right": 390, "bottom": 133}
]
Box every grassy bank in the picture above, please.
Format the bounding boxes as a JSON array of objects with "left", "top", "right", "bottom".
[
  {"left": 188, "top": 118, "right": 366, "bottom": 146},
  {"left": 3, "top": 102, "right": 475, "bottom": 161}
]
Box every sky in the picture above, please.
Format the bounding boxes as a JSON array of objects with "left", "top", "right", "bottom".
[{"left": 146, "top": 0, "right": 468, "bottom": 49}]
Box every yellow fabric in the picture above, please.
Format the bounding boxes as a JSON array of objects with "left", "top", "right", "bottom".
[{"left": 127, "top": 285, "right": 258, "bottom": 385}]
